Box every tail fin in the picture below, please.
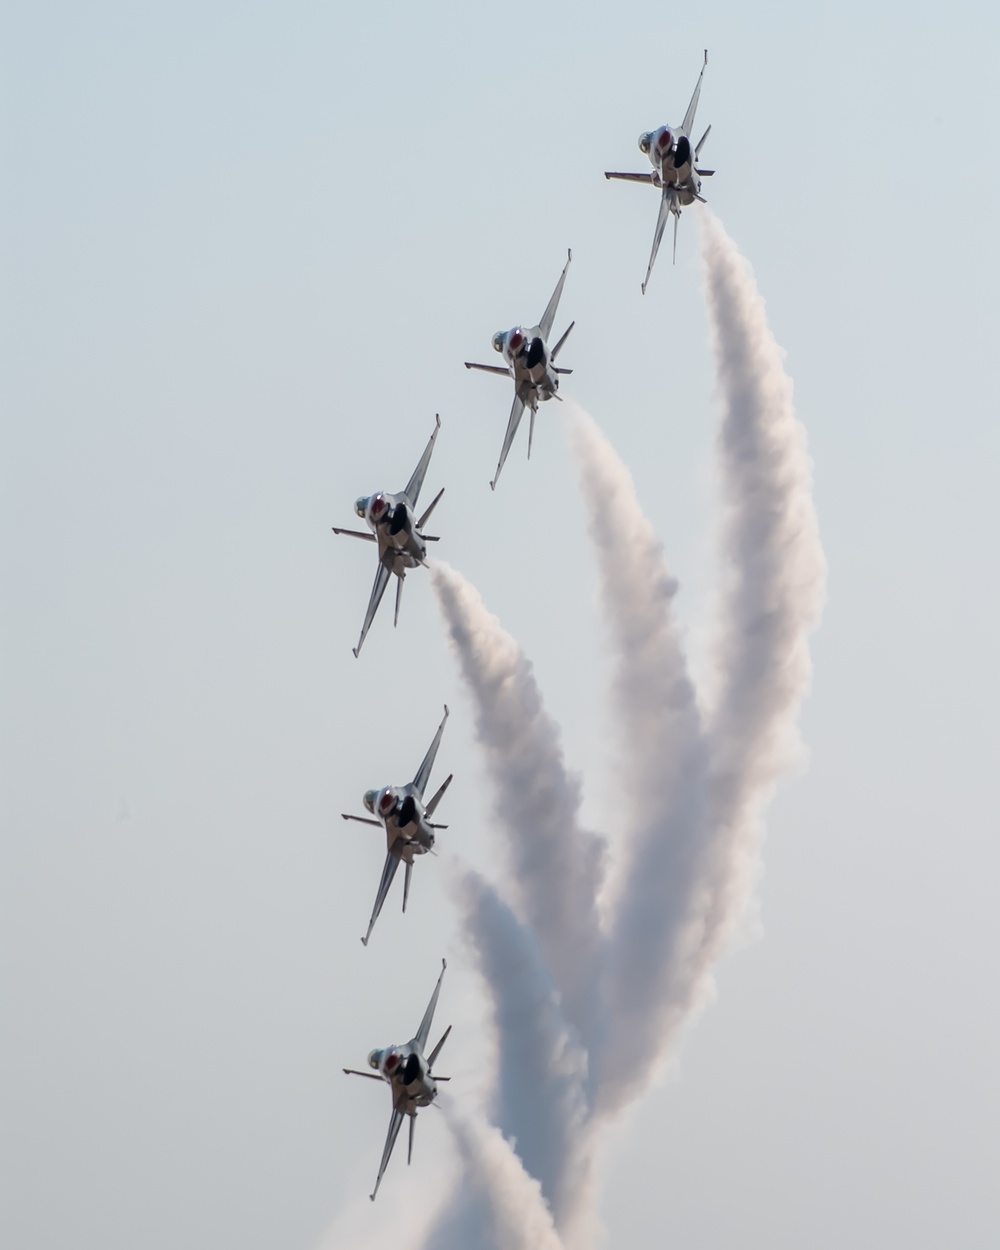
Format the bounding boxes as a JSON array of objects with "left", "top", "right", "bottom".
[
  {"left": 424, "top": 773, "right": 452, "bottom": 818},
  {"left": 417, "top": 487, "right": 445, "bottom": 530},
  {"left": 550, "top": 320, "right": 575, "bottom": 360},
  {"left": 427, "top": 1024, "right": 452, "bottom": 1069},
  {"left": 402, "top": 861, "right": 413, "bottom": 913},
  {"left": 394, "top": 574, "right": 404, "bottom": 627}
]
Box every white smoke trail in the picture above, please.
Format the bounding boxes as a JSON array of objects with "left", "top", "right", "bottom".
[
  {"left": 694, "top": 208, "right": 826, "bottom": 956},
  {"left": 565, "top": 404, "right": 710, "bottom": 1115},
  {"left": 435, "top": 1106, "right": 565, "bottom": 1250},
  {"left": 431, "top": 563, "right": 606, "bottom": 1043},
  {"left": 447, "top": 865, "right": 593, "bottom": 1232},
  {"left": 408, "top": 216, "right": 824, "bottom": 1247}
]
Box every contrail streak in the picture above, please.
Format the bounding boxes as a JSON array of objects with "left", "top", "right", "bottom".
[
  {"left": 431, "top": 563, "right": 606, "bottom": 1044},
  {"left": 447, "top": 865, "right": 592, "bottom": 1229},
  {"left": 693, "top": 209, "right": 826, "bottom": 963},
  {"left": 566, "top": 404, "right": 710, "bottom": 1115},
  {"left": 436, "top": 1105, "right": 565, "bottom": 1250},
  {"left": 401, "top": 217, "right": 824, "bottom": 1249}
]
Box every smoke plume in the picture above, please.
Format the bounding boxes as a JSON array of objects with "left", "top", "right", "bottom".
[{"left": 404, "top": 216, "right": 824, "bottom": 1249}]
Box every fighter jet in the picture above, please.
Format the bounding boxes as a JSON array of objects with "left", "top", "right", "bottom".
[
  {"left": 342, "top": 705, "right": 452, "bottom": 946},
  {"left": 343, "top": 958, "right": 452, "bottom": 1201},
  {"left": 464, "top": 250, "right": 574, "bottom": 490},
  {"left": 605, "top": 51, "right": 714, "bottom": 292},
  {"left": 332, "top": 416, "right": 444, "bottom": 657}
]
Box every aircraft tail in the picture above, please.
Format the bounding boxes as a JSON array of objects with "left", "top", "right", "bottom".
[
  {"left": 417, "top": 486, "right": 445, "bottom": 530},
  {"left": 402, "top": 861, "right": 413, "bottom": 912},
  {"left": 424, "top": 773, "right": 453, "bottom": 818},
  {"left": 427, "top": 1023, "right": 452, "bottom": 1069},
  {"left": 550, "top": 320, "right": 575, "bottom": 360},
  {"left": 394, "top": 573, "right": 404, "bottom": 627}
]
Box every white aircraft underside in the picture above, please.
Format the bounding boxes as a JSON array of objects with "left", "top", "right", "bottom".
[
  {"left": 605, "top": 51, "right": 715, "bottom": 292},
  {"left": 332, "top": 415, "right": 445, "bottom": 656},
  {"left": 464, "top": 249, "right": 575, "bottom": 489},
  {"left": 341, "top": 706, "right": 453, "bottom": 946},
  {"left": 343, "top": 959, "right": 452, "bottom": 1200}
]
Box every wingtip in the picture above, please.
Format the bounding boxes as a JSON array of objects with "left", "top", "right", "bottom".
[
  {"left": 567, "top": 247, "right": 572, "bottom": 262},
  {"left": 443, "top": 703, "right": 449, "bottom": 717},
  {"left": 352, "top": 648, "right": 360, "bottom": 659},
  {"left": 434, "top": 413, "right": 441, "bottom": 428},
  {"left": 442, "top": 957, "right": 447, "bottom": 971},
  {"left": 361, "top": 936, "right": 368, "bottom": 946},
  {"left": 489, "top": 479, "right": 496, "bottom": 491}
]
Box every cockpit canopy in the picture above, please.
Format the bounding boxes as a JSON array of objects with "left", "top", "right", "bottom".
[
  {"left": 638, "top": 132, "right": 651, "bottom": 154},
  {"left": 368, "top": 1049, "right": 381, "bottom": 1069},
  {"left": 363, "top": 788, "right": 380, "bottom": 813},
  {"left": 354, "top": 496, "right": 368, "bottom": 518},
  {"left": 491, "top": 330, "right": 506, "bottom": 353}
]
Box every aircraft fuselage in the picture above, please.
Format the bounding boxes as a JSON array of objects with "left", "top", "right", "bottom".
[
  {"left": 368, "top": 1042, "right": 438, "bottom": 1112},
  {"left": 641, "top": 124, "right": 701, "bottom": 205},
  {"left": 494, "top": 326, "right": 560, "bottom": 408},
  {"left": 363, "top": 783, "right": 436, "bottom": 861},
  {"left": 354, "top": 491, "right": 427, "bottom": 570}
]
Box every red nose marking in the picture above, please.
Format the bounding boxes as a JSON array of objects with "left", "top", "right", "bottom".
[
  {"left": 658, "top": 130, "right": 671, "bottom": 149},
  {"left": 379, "top": 791, "right": 394, "bottom": 812},
  {"left": 371, "top": 494, "right": 386, "bottom": 515},
  {"left": 509, "top": 331, "right": 523, "bottom": 351},
  {"left": 384, "top": 1052, "right": 399, "bottom": 1070}
]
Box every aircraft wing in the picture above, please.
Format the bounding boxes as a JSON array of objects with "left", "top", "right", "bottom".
[
  {"left": 411, "top": 705, "right": 449, "bottom": 799},
  {"left": 537, "top": 248, "right": 572, "bottom": 343},
  {"left": 353, "top": 561, "right": 392, "bottom": 658},
  {"left": 414, "top": 958, "right": 447, "bottom": 1053},
  {"left": 604, "top": 171, "right": 655, "bottom": 184},
  {"left": 403, "top": 414, "right": 442, "bottom": 508},
  {"left": 369, "top": 1106, "right": 405, "bottom": 1201},
  {"left": 642, "top": 187, "right": 676, "bottom": 295},
  {"left": 362, "top": 849, "right": 401, "bottom": 945},
  {"left": 681, "top": 50, "right": 708, "bottom": 136},
  {"left": 490, "top": 390, "right": 527, "bottom": 491}
]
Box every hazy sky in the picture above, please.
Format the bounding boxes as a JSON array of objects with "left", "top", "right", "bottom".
[{"left": 3, "top": 2, "right": 999, "bottom": 1247}]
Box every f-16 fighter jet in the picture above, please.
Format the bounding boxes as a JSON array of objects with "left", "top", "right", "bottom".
[
  {"left": 464, "top": 249, "right": 574, "bottom": 491},
  {"left": 605, "top": 51, "right": 714, "bottom": 292},
  {"left": 344, "top": 958, "right": 452, "bottom": 1201},
  {"left": 342, "top": 705, "right": 452, "bottom": 946},
  {"left": 332, "top": 416, "right": 444, "bottom": 657}
]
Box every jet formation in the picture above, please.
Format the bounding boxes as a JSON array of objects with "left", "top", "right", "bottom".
[{"left": 336, "top": 53, "right": 714, "bottom": 1200}]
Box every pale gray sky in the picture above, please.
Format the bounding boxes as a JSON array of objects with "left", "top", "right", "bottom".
[{"left": 3, "top": 2, "right": 999, "bottom": 1247}]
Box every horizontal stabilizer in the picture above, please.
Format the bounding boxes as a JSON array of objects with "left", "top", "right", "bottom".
[
  {"left": 343, "top": 1068, "right": 384, "bottom": 1081},
  {"left": 332, "top": 527, "right": 376, "bottom": 542},
  {"left": 696, "top": 168, "right": 715, "bottom": 176},
  {"left": 465, "top": 362, "right": 510, "bottom": 376},
  {"left": 342, "top": 813, "right": 382, "bottom": 826},
  {"left": 605, "top": 171, "right": 655, "bottom": 183}
]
